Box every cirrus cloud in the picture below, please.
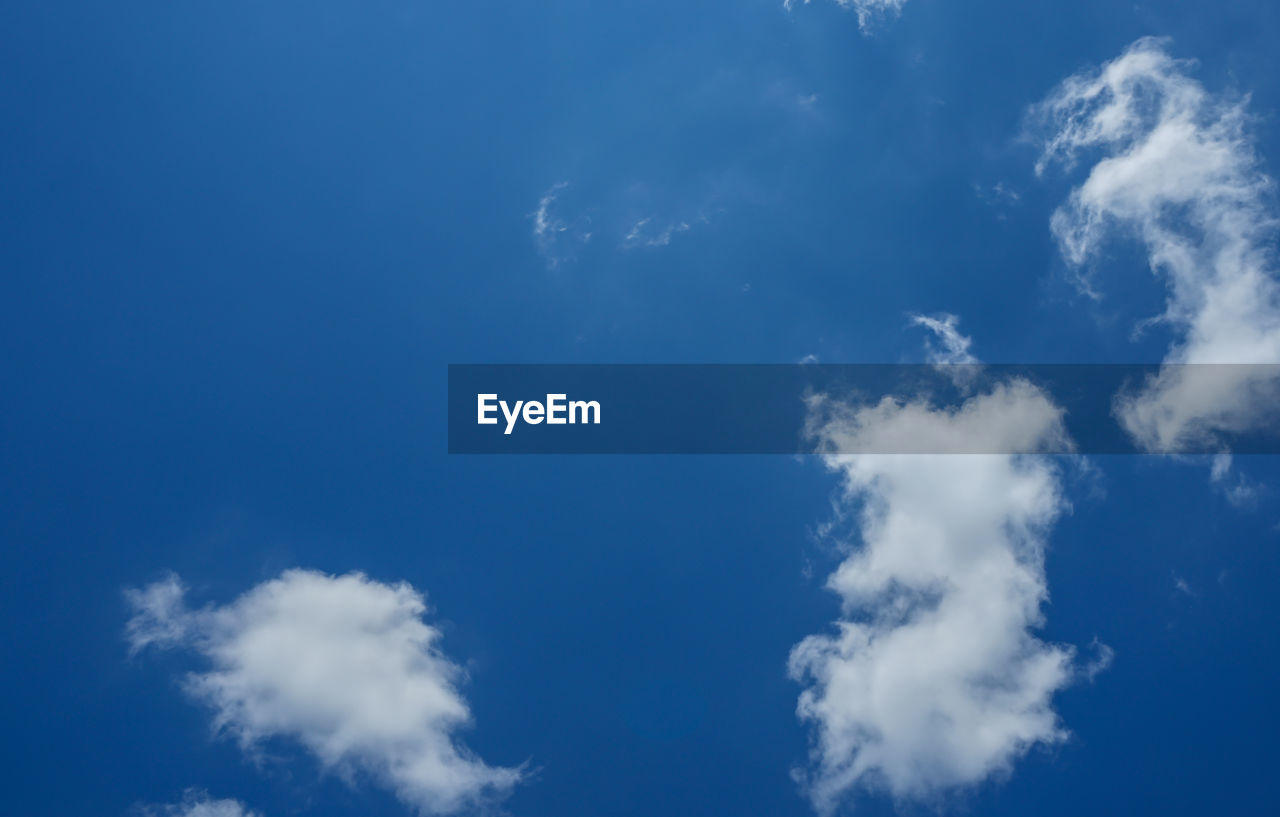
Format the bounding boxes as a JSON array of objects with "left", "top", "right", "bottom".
[{"left": 784, "top": 0, "right": 910, "bottom": 33}]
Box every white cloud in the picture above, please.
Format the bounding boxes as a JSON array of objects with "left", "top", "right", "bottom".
[
  {"left": 910, "top": 312, "right": 980, "bottom": 367},
  {"left": 1081, "top": 638, "right": 1115, "bottom": 683},
  {"left": 532, "top": 182, "right": 567, "bottom": 243},
  {"left": 142, "top": 791, "right": 260, "bottom": 817},
  {"left": 531, "top": 181, "right": 591, "bottom": 268},
  {"left": 621, "top": 217, "right": 692, "bottom": 249},
  {"left": 1210, "top": 453, "right": 1265, "bottom": 508},
  {"left": 806, "top": 379, "right": 1068, "bottom": 455},
  {"left": 126, "top": 574, "right": 190, "bottom": 655},
  {"left": 791, "top": 322, "right": 1081, "bottom": 813},
  {"left": 1173, "top": 573, "right": 1196, "bottom": 598},
  {"left": 785, "top": 0, "right": 909, "bottom": 33},
  {"left": 974, "top": 182, "right": 1022, "bottom": 220},
  {"left": 127, "top": 570, "right": 522, "bottom": 816},
  {"left": 1033, "top": 37, "right": 1280, "bottom": 454},
  {"left": 531, "top": 184, "right": 708, "bottom": 263},
  {"left": 909, "top": 312, "right": 983, "bottom": 389}
]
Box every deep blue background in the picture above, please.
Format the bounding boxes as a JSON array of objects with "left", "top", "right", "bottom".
[{"left": 2, "top": 1, "right": 1279, "bottom": 815}]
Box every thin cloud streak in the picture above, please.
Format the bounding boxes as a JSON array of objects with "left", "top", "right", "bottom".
[{"left": 784, "top": 0, "right": 910, "bottom": 33}]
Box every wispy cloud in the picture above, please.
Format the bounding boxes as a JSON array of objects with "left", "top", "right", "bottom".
[
  {"left": 974, "top": 182, "right": 1022, "bottom": 221},
  {"left": 1081, "top": 638, "right": 1115, "bottom": 683},
  {"left": 784, "top": 0, "right": 910, "bottom": 33},
  {"left": 1033, "top": 38, "right": 1280, "bottom": 455},
  {"left": 126, "top": 570, "right": 523, "bottom": 816},
  {"left": 1210, "top": 453, "right": 1265, "bottom": 508},
  {"left": 530, "top": 183, "right": 712, "bottom": 265},
  {"left": 139, "top": 791, "right": 261, "bottom": 817},
  {"left": 910, "top": 312, "right": 980, "bottom": 366},
  {"left": 622, "top": 217, "right": 692, "bottom": 249},
  {"left": 531, "top": 182, "right": 591, "bottom": 268},
  {"left": 791, "top": 321, "right": 1081, "bottom": 813},
  {"left": 1173, "top": 572, "right": 1196, "bottom": 599}
]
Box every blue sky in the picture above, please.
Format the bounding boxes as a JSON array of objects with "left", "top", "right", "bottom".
[{"left": 3, "top": 1, "right": 1280, "bottom": 816}]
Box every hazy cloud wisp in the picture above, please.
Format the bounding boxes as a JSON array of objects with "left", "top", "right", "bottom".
[
  {"left": 785, "top": 0, "right": 909, "bottom": 33},
  {"left": 141, "top": 792, "right": 261, "bottom": 817},
  {"left": 532, "top": 181, "right": 592, "bottom": 268}
]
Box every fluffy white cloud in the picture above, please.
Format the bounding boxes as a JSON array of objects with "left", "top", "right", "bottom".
[
  {"left": 791, "top": 321, "right": 1084, "bottom": 813},
  {"left": 784, "top": 0, "right": 909, "bottom": 33},
  {"left": 806, "top": 379, "right": 1069, "bottom": 456},
  {"left": 127, "top": 570, "right": 522, "bottom": 816},
  {"left": 1033, "top": 37, "right": 1280, "bottom": 454},
  {"left": 143, "top": 791, "right": 260, "bottom": 817}
]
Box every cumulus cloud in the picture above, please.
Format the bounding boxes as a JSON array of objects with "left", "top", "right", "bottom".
[
  {"left": 126, "top": 570, "right": 522, "bottom": 816},
  {"left": 140, "top": 791, "right": 261, "bottom": 817},
  {"left": 1033, "top": 37, "right": 1280, "bottom": 454},
  {"left": 784, "top": 0, "right": 909, "bottom": 32},
  {"left": 806, "top": 379, "right": 1068, "bottom": 455},
  {"left": 792, "top": 322, "right": 1083, "bottom": 813}
]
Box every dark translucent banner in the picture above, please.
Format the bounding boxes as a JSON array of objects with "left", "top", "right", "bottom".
[{"left": 447, "top": 364, "right": 1280, "bottom": 454}]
